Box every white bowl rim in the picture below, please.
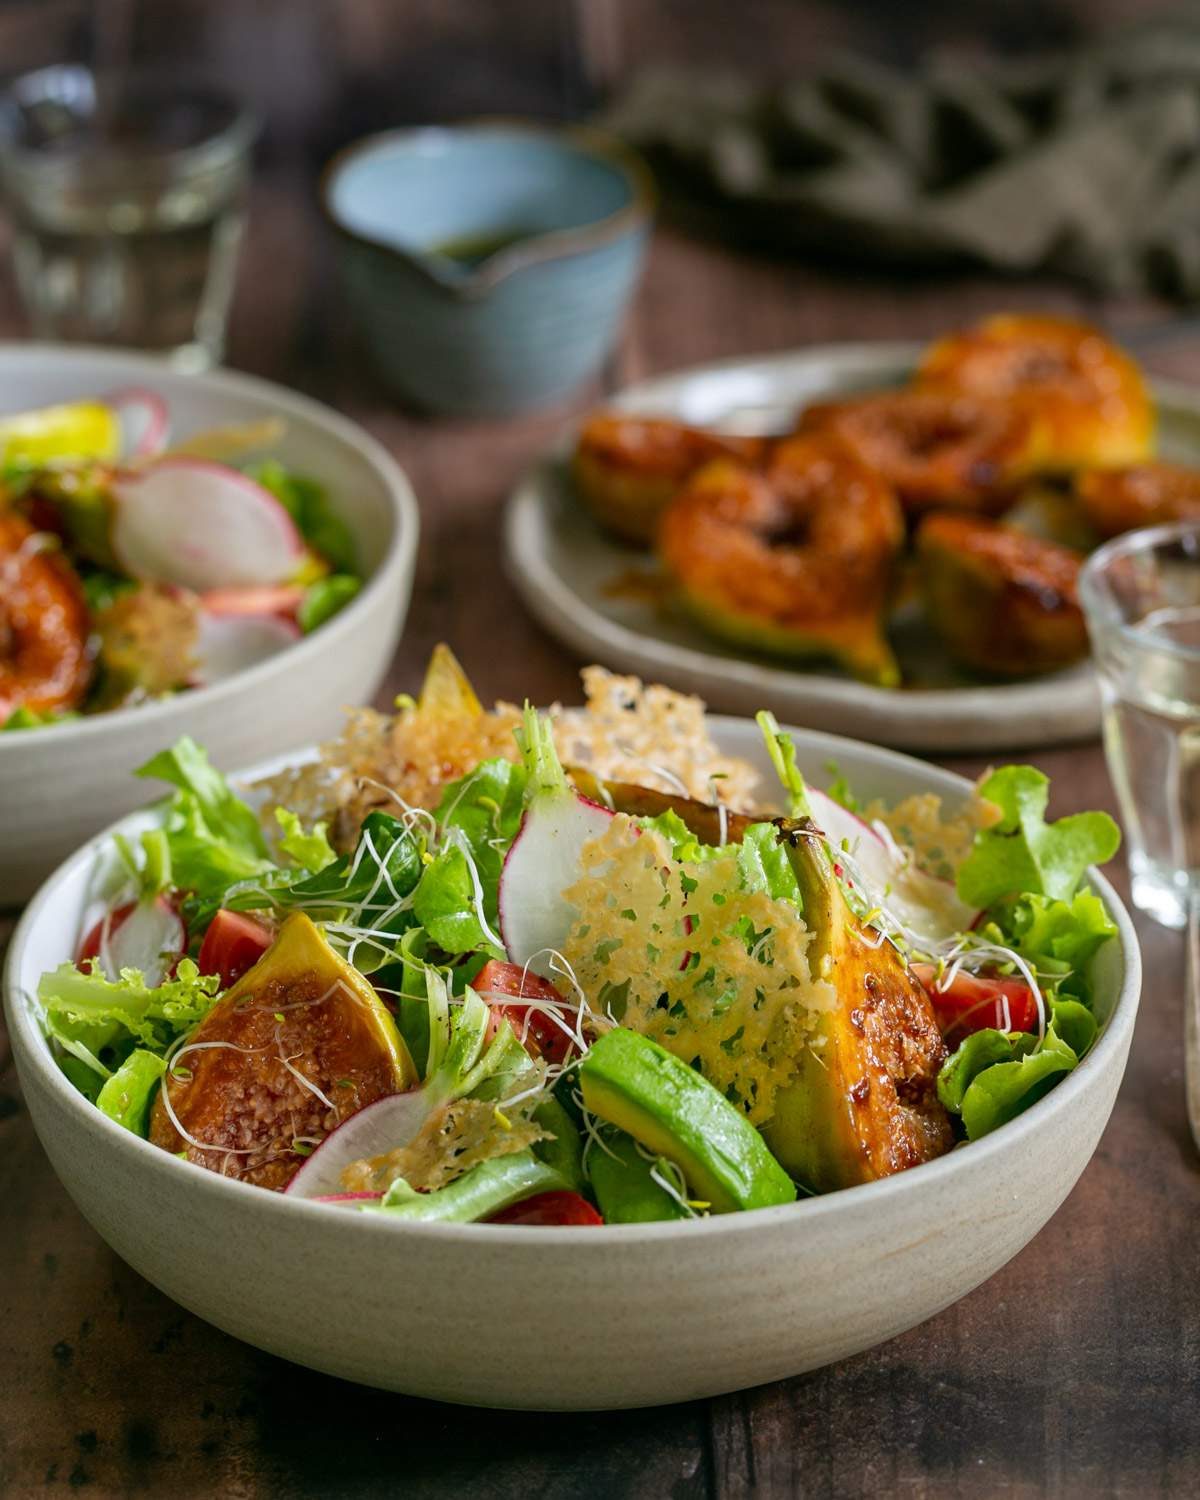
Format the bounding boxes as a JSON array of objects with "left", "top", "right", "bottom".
[
  {"left": 4, "top": 712, "right": 1142, "bottom": 1245},
  {"left": 0, "top": 342, "right": 419, "bottom": 751}
]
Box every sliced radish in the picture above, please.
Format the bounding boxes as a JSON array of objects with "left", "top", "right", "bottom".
[
  {"left": 78, "top": 895, "right": 185, "bottom": 986},
  {"left": 111, "top": 458, "right": 304, "bottom": 591},
  {"left": 199, "top": 584, "right": 304, "bottom": 619},
  {"left": 104, "top": 387, "right": 169, "bottom": 460},
  {"left": 808, "top": 787, "right": 978, "bottom": 947},
  {"left": 194, "top": 611, "right": 300, "bottom": 685},
  {"left": 312, "top": 1192, "right": 383, "bottom": 1205},
  {"left": 286, "top": 1090, "right": 431, "bottom": 1198},
  {"left": 499, "top": 793, "right": 614, "bottom": 975}
]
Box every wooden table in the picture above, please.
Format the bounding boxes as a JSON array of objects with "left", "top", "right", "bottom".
[{"left": 3, "top": 192, "right": 1199, "bottom": 1497}]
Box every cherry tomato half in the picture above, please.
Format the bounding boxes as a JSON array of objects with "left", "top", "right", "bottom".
[
  {"left": 471, "top": 959, "right": 579, "bottom": 1064},
  {"left": 488, "top": 1190, "right": 604, "bottom": 1226},
  {"left": 198, "top": 909, "right": 274, "bottom": 989},
  {"left": 911, "top": 962, "right": 1039, "bottom": 1040}
]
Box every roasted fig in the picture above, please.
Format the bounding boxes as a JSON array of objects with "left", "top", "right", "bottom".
[
  {"left": 762, "top": 819, "right": 953, "bottom": 1193},
  {"left": 149, "top": 912, "right": 416, "bottom": 1189}
]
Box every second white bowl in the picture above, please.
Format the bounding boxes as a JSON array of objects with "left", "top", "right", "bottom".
[{"left": 0, "top": 345, "right": 419, "bottom": 902}]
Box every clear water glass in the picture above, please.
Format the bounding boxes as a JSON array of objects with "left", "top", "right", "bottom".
[
  {"left": 0, "top": 66, "right": 256, "bottom": 370},
  {"left": 1080, "top": 523, "right": 1200, "bottom": 928}
]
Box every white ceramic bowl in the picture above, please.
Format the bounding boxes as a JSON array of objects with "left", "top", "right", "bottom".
[
  {"left": 3, "top": 718, "right": 1140, "bottom": 1410},
  {"left": 0, "top": 345, "right": 419, "bottom": 902}
]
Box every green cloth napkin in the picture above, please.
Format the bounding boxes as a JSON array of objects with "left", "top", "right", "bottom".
[{"left": 601, "top": 15, "right": 1200, "bottom": 296}]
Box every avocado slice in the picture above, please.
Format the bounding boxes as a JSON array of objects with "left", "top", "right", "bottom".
[
  {"left": 761, "top": 820, "right": 953, "bottom": 1194},
  {"left": 586, "top": 1128, "right": 690, "bottom": 1224},
  {"left": 149, "top": 912, "right": 416, "bottom": 1189},
  {"left": 579, "top": 1028, "right": 796, "bottom": 1214}
]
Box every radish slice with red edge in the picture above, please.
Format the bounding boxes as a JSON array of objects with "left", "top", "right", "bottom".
[
  {"left": 285, "top": 1090, "right": 432, "bottom": 1199},
  {"left": 199, "top": 585, "right": 305, "bottom": 619},
  {"left": 78, "top": 896, "right": 185, "bottom": 987},
  {"left": 111, "top": 457, "right": 305, "bottom": 591},
  {"left": 194, "top": 611, "right": 300, "bottom": 685},
  {"left": 104, "top": 387, "right": 169, "bottom": 460},
  {"left": 499, "top": 792, "right": 613, "bottom": 976},
  {"left": 808, "top": 787, "right": 978, "bottom": 947},
  {"left": 498, "top": 706, "right": 616, "bottom": 977},
  {"left": 312, "top": 1192, "right": 383, "bottom": 1205}
]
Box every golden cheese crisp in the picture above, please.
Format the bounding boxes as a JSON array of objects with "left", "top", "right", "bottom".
[
  {"left": 258, "top": 660, "right": 758, "bottom": 850},
  {"left": 562, "top": 817, "right": 835, "bottom": 1126},
  {"left": 861, "top": 785, "right": 1002, "bottom": 883}
]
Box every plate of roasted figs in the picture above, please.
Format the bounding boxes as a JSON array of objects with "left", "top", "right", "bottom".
[{"left": 506, "top": 313, "right": 1200, "bottom": 750}]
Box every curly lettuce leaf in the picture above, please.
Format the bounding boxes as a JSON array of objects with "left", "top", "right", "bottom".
[
  {"left": 137, "top": 737, "right": 274, "bottom": 901},
  {"left": 273, "top": 807, "right": 335, "bottom": 873},
  {"left": 936, "top": 1028, "right": 1022, "bottom": 1114},
  {"left": 956, "top": 766, "right": 1120, "bottom": 908},
  {"left": 989, "top": 889, "right": 1117, "bottom": 1001},
  {"left": 637, "top": 808, "right": 723, "bottom": 866},
  {"left": 939, "top": 998, "right": 1099, "bottom": 1139},
  {"left": 735, "top": 822, "right": 802, "bottom": 904},
  {"left": 39, "top": 957, "right": 222, "bottom": 1073}
]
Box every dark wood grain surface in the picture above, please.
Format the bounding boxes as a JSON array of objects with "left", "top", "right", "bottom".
[{"left": 3, "top": 3, "right": 1200, "bottom": 1494}]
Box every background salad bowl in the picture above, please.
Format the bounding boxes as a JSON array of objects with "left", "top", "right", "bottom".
[
  {"left": 3, "top": 718, "right": 1140, "bottom": 1410},
  {"left": 0, "top": 345, "right": 419, "bottom": 901}
]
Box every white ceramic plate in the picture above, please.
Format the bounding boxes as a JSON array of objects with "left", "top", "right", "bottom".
[
  {"left": 505, "top": 343, "right": 1200, "bottom": 752},
  {"left": 4, "top": 716, "right": 1140, "bottom": 1409},
  {"left": 0, "top": 345, "right": 419, "bottom": 902}
]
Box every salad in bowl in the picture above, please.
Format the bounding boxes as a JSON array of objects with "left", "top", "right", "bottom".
[
  {"left": 0, "top": 389, "right": 362, "bottom": 731},
  {"left": 31, "top": 647, "right": 1123, "bottom": 1226}
]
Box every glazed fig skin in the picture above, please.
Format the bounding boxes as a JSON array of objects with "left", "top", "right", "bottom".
[
  {"left": 149, "top": 913, "right": 416, "bottom": 1189},
  {"left": 916, "top": 512, "right": 1088, "bottom": 678},
  {"left": 1075, "top": 462, "right": 1200, "bottom": 540},
  {"left": 796, "top": 387, "right": 1039, "bottom": 517},
  {"left": 658, "top": 435, "right": 904, "bottom": 686},
  {"left": 763, "top": 819, "right": 953, "bottom": 1193},
  {"left": 918, "top": 312, "right": 1154, "bottom": 472},
  {"left": 574, "top": 412, "right": 766, "bottom": 547}
]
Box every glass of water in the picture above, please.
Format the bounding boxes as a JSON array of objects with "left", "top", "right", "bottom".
[
  {"left": 0, "top": 65, "right": 256, "bottom": 370},
  {"left": 1080, "top": 523, "right": 1200, "bottom": 928}
]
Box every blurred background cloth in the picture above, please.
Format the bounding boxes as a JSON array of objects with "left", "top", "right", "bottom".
[{"left": 601, "top": 12, "right": 1200, "bottom": 298}]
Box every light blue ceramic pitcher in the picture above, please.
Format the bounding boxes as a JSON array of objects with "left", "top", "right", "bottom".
[{"left": 322, "top": 121, "right": 653, "bottom": 417}]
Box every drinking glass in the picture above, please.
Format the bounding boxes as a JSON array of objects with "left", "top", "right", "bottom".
[
  {"left": 0, "top": 65, "right": 257, "bottom": 370},
  {"left": 1080, "top": 522, "right": 1200, "bottom": 928}
]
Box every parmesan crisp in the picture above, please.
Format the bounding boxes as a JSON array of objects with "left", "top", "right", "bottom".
[
  {"left": 862, "top": 785, "right": 1002, "bottom": 883},
  {"left": 257, "top": 663, "right": 758, "bottom": 849},
  {"left": 562, "top": 818, "right": 835, "bottom": 1125}
]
